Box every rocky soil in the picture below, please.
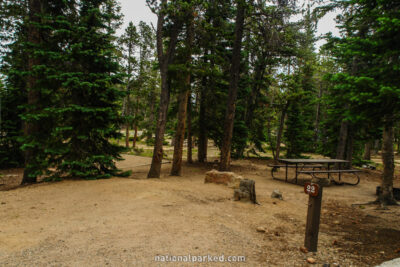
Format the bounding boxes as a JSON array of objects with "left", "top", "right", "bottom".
[{"left": 1, "top": 155, "right": 400, "bottom": 266}]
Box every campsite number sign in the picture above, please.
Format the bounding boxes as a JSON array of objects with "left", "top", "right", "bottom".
[
  {"left": 304, "top": 182, "right": 319, "bottom": 197},
  {"left": 304, "top": 181, "right": 323, "bottom": 252}
]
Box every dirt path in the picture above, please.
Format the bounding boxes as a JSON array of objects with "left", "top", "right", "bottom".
[{"left": 1, "top": 156, "right": 400, "bottom": 266}]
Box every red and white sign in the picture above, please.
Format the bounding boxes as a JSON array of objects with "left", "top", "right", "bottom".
[{"left": 304, "top": 182, "right": 319, "bottom": 197}]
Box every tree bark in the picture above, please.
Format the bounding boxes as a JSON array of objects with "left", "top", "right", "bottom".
[
  {"left": 132, "top": 124, "right": 138, "bottom": 148},
  {"left": 147, "top": 84, "right": 156, "bottom": 141},
  {"left": 148, "top": 0, "right": 182, "bottom": 178},
  {"left": 373, "top": 139, "right": 380, "bottom": 155},
  {"left": 275, "top": 102, "right": 289, "bottom": 162},
  {"left": 219, "top": 0, "right": 246, "bottom": 171},
  {"left": 198, "top": 51, "right": 208, "bottom": 163},
  {"left": 313, "top": 87, "right": 323, "bottom": 147},
  {"left": 187, "top": 94, "right": 193, "bottom": 164},
  {"left": 335, "top": 119, "right": 348, "bottom": 168},
  {"left": 147, "top": 72, "right": 171, "bottom": 178},
  {"left": 398, "top": 140, "right": 400, "bottom": 154},
  {"left": 379, "top": 115, "right": 397, "bottom": 205},
  {"left": 125, "top": 123, "right": 130, "bottom": 148},
  {"left": 170, "top": 89, "right": 190, "bottom": 176},
  {"left": 345, "top": 125, "right": 353, "bottom": 169},
  {"left": 22, "top": 0, "right": 42, "bottom": 185},
  {"left": 170, "top": 11, "right": 194, "bottom": 176},
  {"left": 363, "top": 141, "right": 372, "bottom": 160}
]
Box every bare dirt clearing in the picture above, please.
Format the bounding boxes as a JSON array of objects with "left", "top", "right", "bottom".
[{"left": 1, "top": 155, "right": 400, "bottom": 266}]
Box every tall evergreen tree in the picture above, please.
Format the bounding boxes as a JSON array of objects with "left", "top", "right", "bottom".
[
  {"left": 219, "top": 0, "right": 248, "bottom": 171},
  {"left": 171, "top": 6, "right": 194, "bottom": 176},
  {"left": 51, "top": 0, "right": 125, "bottom": 179},
  {"left": 326, "top": 0, "right": 400, "bottom": 205},
  {"left": 1, "top": 0, "right": 126, "bottom": 180}
]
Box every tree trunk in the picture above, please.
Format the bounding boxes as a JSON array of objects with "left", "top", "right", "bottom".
[
  {"left": 313, "top": 87, "right": 323, "bottom": 146},
  {"left": 378, "top": 115, "right": 397, "bottom": 206},
  {"left": 170, "top": 89, "right": 190, "bottom": 176},
  {"left": 266, "top": 114, "right": 276, "bottom": 160},
  {"left": 187, "top": 94, "right": 193, "bottom": 164},
  {"left": 147, "top": 86, "right": 156, "bottom": 141},
  {"left": 345, "top": 125, "right": 353, "bottom": 169},
  {"left": 219, "top": 0, "right": 246, "bottom": 171},
  {"left": 335, "top": 119, "right": 348, "bottom": 168},
  {"left": 147, "top": 0, "right": 182, "bottom": 178},
  {"left": 125, "top": 123, "right": 130, "bottom": 148},
  {"left": 373, "top": 139, "right": 380, "bottom": 155},
  {"left": 198, "top": 51, "right": 208, "bottom": 163},
  {"left": 22, "top": 0, "right": 42, "bottom": 185},
  {"left": 132, "top": 93, "right": 139, "bottom": 148},
  {"left": 275, "top": 102, "right": 289, "bottom": 162},
  {"left": 132, "top": 124, "right": 138, "bottom": 148},
  {"left": 363, "top": 141, "right": 372, "bottom": 160},
  {"left": 170, "top": 12, "right": 194, "bottom": 176},
  {"left": 148, "top": 73, "right": 170, "bottom": 178}
]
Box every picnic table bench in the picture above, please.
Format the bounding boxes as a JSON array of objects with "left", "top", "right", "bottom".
[{"left": 269, "top": 158, "right": 361, "bottom": 185}]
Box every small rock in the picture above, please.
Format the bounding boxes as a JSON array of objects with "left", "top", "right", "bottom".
[
  {"left": 333, "top": 220, "right": 340, "bottom": 225},
  {"left": 256, "top": 227, "right": 266, "bottom": 233},
  {"left": 307, "top": 257, "right": 317, "bottom": 264},
  {"left": 271, "top": 189, "right": 283, "bottom": 200},
  {"left": 300, "top": 246, "right": 308, "bottom": 253},
  {"left": 333, "top": 240, "right": 338, "bottom": 246}
]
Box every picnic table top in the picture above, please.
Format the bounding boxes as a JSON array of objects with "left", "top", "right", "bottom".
[{"left": 278, "top": 158, "right": 349, "bottom": 164}]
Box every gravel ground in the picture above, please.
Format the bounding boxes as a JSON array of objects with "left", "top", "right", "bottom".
[{"left": 1, "top": 155, "right": 400, "bottom": 266}]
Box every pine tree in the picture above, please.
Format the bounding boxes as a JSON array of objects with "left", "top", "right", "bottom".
[
  {"left": 0, "top": 1, "right": 27, "bottom": 168},
  {"left": 51, "top": 0, "right": 125, "bottom": 179},
  {"left": 219, "top": 0, "right": 248, "bottom": 171},
  {"left": 326, "top": 0, "right": 400, "bottom": 205}
]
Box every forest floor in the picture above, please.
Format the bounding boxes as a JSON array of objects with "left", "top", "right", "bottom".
[{"left": 1, "top": 153, "right": 400, "bottom": 266}]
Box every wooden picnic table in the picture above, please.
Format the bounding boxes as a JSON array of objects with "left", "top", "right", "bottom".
[{"left": 270, "top": 158, "right": 360, "bottom": 185}]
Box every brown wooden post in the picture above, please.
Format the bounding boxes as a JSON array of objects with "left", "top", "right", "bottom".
[{"left": 304, "top": 181, "right": 323, "bottom": 252}]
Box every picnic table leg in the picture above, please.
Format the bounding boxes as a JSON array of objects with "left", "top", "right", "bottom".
[
  {"left": 338, "top": 162, "right": 342, "bottom": 182},
  {"left": 295, "top": 163, "right": 298, "bottom": 184}
]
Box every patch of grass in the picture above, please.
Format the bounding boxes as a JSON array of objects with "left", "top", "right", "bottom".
[
  {"left": 129, "top": 148, "right": 154, "bottom": 158},
  {"left": 352, "top": 158, "right": 375, "bottom": 167}
]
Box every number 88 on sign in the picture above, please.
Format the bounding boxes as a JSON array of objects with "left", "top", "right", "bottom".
[{"left": 304, "top": 182, "right": 319, "bottom": 197}]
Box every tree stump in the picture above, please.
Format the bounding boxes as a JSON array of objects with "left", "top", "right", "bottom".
[{"left": 234, "top": 179, "right": 257, "bottom": 204}]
